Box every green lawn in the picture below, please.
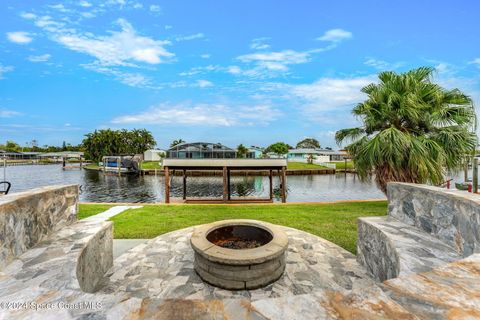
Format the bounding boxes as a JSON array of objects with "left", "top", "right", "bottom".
[
  {"left": 141, "top": 161, "right": 163, "bottom": 170},
  {"left": 287, "top": 162, "right": 328, "bottom": 170},
  {"left": 78, "top": 204, "right": 115, "bottom": 219},
  {"left": 331, "top": 161, "right": 355, "bottom": 170},
  {"left": 84, "top": 163, "right": 100, "bottom": 170},
  {"left": 78, "top": 201, "right": 387, "bottom": 253}
]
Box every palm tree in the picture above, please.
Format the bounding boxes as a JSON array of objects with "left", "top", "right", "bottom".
[
  {"left": 170, "top": 139, "right": 185, "bottom": 148},
  {"left": 335, "top": 67, "right": 477, "bottom": 193},
  {"left": 236, "top": 144, "right": 248, "bottom": 158}
]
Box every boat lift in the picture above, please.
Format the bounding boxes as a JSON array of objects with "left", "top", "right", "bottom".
[{"left": 101, "top": 155, "right": 142, "bottom": 175}]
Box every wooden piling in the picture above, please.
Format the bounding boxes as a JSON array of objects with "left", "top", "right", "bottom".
[
  {"left": 269, "top": 169, "right": 273, "bottom": 200},
  {"left": 223, "top": 166, "right": 228, "bottom": 202},
  {"left": 164, "top": 166, "right": 170, "bottom": 203},
  {"left": 183, "top": 169, "right": 187, "bottom": 200}
]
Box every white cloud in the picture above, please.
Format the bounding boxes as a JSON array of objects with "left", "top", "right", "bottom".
[
  {"left": 112, "top": 102, "right": 279, "bottom": 126},
  {"left": 364, "top": 58, "right": 403, "bottom": 70},
  {"left": 174, "top": 33, "right": 204, "bottom": 41},
  {"left": 179, "top": 64, "right": 222, "bottom": 76},
  {"left": 250, "top": 37, "right": 270, "bottom": 50},
  {"left": 235, "top": 50, "right": 310, "bottom": 76},
  {"left": 165, "top": 25, "right": 173, "bottom": 30},
  {"left": 195, "top": 79, "right": 213, "bottom": 88},
  {"left": 316, "top": 28, "right": 352, "bottom": 42},
  {"left": 200, "top": 54, "right": 210, "bottom": 59},
  {"left": 84, "top": 64, "right": 152, "bottom": 88},
  {"left": 79, "top": 1, "right": 92, "bottom": 7},
  {"left": 20, "top": 12, "right": 37, "bottom": 20},
  {"left": 55, "top": 19, "right": 173, "bottom": 66},
  {"left": 6, "top": 31, "right": 33, "bottom": 44},
  {"left": 227, "top": 65, "right": 242, "bottom": 75},
  {"left": 150, "top": 5, "right": 161, "bottom": 12},
  {"left": 48, "top": 4, "right": 69, "bottom": 12},
  {"left": 238, "top": 50, "right": 309, "bottom": 65},
  {"left": 0, "top": 109, "right": 22, "bottom": 118},
  {"left": 28, "top": 54, "right": 51, "bottom": 62},
  {"left": 469, "top": 58, "right": 480, "bottom": 67},
  {"left": 289, "top": 76, "right": 374, "bottom": 112},
  {"left": 0, "top": 64, "right": 14, "bottom": 79}
]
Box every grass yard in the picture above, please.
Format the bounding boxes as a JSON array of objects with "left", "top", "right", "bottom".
[
  {"left": 79, "top": 201, "right": 387, "bottom": 254},
  {"left": 84, "top": 164, "right": 100, "bottom": 170},
  {"left": 287, "top": 162, "right": 328, "bottom": 170},
  {"left": 331, "top": 161, "right": 355, "bottom": 170},
  {"left": 141, "top": 161, "right": 163, "bottom": 170}
]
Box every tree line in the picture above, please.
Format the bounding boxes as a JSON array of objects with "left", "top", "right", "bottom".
[{"left": 82, "top": 129, "right": 156, "bottom": 162}]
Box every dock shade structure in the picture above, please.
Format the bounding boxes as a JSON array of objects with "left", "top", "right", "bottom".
[{"left": 163, "top": 159, "right": 288, "bottom": 203}]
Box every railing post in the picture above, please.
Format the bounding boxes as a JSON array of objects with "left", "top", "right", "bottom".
[
  {"left": 473, "top": 158, "right": 478, "bottom": 193},
  {"left": 281, "top": 166, "right": 287, "bottom": 203}
]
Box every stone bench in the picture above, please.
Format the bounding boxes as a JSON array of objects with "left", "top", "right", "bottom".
[
  {"left": 0, "top": 185, "right": 114, "bottom": 303},
  {"left": 357, "top": 216, "right": 461, "bottom": 281},
  {"left": 0, "top": 219, "right": 113, "bottom": 301},
  {"left": 357, "top": 182, "right": 480, "bottom": 282},
  {"left": 0, "top": 185, "right": 78, "bottom": 270}
]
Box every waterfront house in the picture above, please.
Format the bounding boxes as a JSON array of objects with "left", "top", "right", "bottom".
[
  {"left": 167, "top": 142, "right": 237, "bottom": 159},
  {"left": 247, "top": 146, "right": 264, "bottom": 158},
  {"left": 287, "top": 148, "right": 347, "bottom": 162}
]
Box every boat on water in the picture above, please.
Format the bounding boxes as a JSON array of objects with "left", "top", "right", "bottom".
[{"left": 101, "top": 155, "right": 141, "bottom": 174}]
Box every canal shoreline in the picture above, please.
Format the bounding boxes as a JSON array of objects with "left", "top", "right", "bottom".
[
  {"left": 79, "top": 198, "right": 386, "bottom": 206},
  {"left": 83, "top": 166, "right": 356, "bottom": 176}
]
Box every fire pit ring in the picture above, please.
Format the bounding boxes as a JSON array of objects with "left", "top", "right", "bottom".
[{"left": 190, "top": 219, "right": 288, "bottom": 290}]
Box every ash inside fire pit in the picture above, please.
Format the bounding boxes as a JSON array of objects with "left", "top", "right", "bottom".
[{"left": 207, "top": 225, "right": 273, "bottom": 249}]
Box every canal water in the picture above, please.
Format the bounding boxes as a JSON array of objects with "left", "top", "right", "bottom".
[{"left": 4, "top": 164, "right": 388, "bottom": 203}]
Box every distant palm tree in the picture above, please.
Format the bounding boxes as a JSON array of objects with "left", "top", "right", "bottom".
[
  {"left": 170, "top": 139, "right": 185, "bottom": 148},
  {"left": 336, "top": 67, "right": 477, "bottom": 193},
  {"left": 236, "top": 144, "right": 248, "bottom": 158}
]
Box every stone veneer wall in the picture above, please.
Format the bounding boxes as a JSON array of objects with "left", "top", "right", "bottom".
[
  {"left": 387, "top": 183, "right": 480, "bottom": 256},
  {"left": 0, "top": 185, "right": 78, "bottom": 270},
  {"left": 76, "top": 222, "right": 113, "bottom": 293}
]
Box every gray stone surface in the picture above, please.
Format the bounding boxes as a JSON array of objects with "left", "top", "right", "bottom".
[
  {"left": 357, "top": 216, "right": 461, "bottom": 281},
  {"left": 113, "top": 239, "right": 149, "bottom": 259},
  {"left": 0, "top": 219, "right": 113, "bottom": 307},
  {"left": 383, "top": 253, "right": 480, "bottom": 319},
  {"left": 388, "top": 183, "right": 480, "bottom": 256},
  {"left": 102, "top": 225, "right": 377, "bottom": 301},
  {"left": 1, "top": 183, "right": 480, "bottom": 319},
  {"left": 1, "top": 224, "right": 410, "bottom": 319},
  {"left": 0, "top": 185, "right": 78, "bottom": 269}
]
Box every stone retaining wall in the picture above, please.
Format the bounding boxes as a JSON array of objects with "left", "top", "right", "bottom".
[
  {"left": 76, "top": 221, "right": 113, "bottom": 292},
  {"left": 388, "top": 183, "right": 480, "bottom": 256},
  {"left": 0, "top": 185, "right": 78, "bottom": 270}
]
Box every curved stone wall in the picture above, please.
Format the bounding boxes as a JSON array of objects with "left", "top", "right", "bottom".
[
  {"left": 0, "top": 185, "right": 78, "bottom": 270},
  {"left": 388, "top": 183, "right": 480, "bottom": 256},
  {"left": 357, "top": 217, "right": 400, "bottom": 281},
  {"left": 76, "top": 222, "right": 113, "bottom": 293}
]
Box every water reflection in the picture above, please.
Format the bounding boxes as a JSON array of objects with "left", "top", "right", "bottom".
[{"left": 6, "top": 165, "right": 387, "bottom": 203}]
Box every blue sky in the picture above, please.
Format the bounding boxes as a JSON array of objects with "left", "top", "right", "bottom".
[{"left": 1, "top": 0, "right": 479, "bottom": 149}]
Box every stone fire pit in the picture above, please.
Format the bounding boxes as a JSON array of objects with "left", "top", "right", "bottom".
[{"left": 190, "top": 219, "right": 288, "bottom": 290}]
